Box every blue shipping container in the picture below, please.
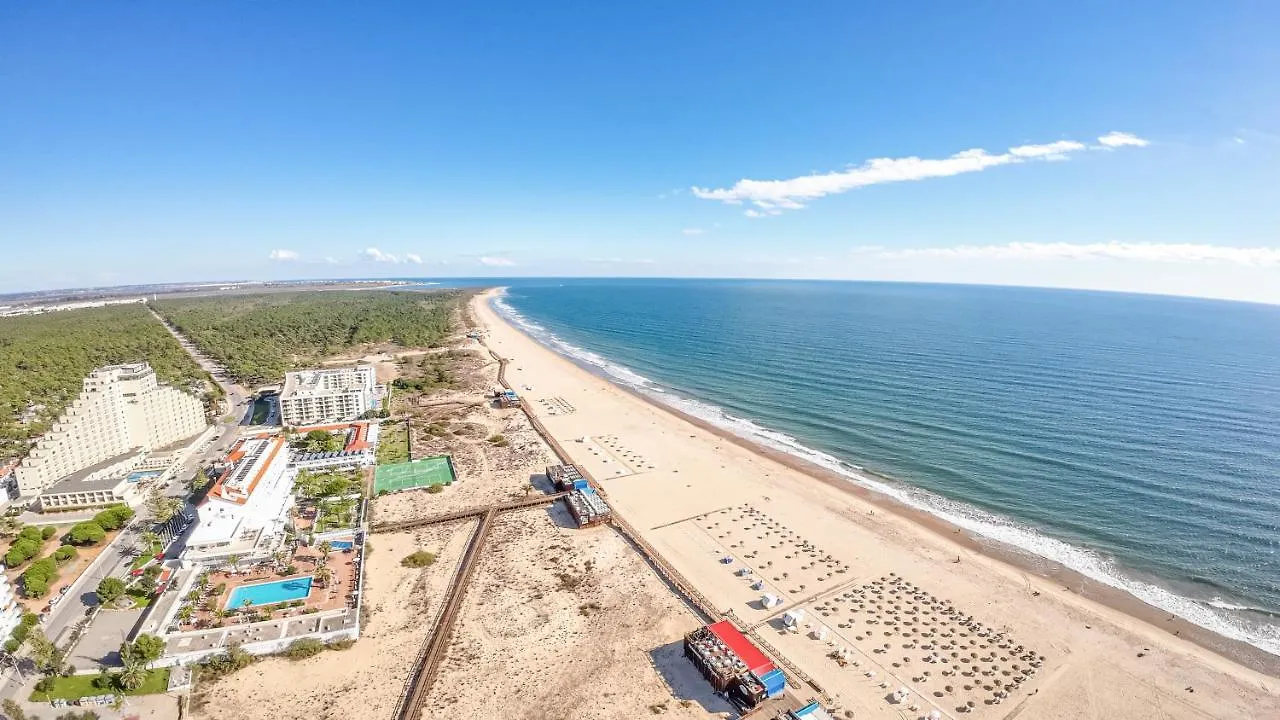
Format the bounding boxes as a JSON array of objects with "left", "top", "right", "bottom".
[
  {"left": 572, "top": 478, "right": 590, "bottom": 490},
  {"left": 756, "top": 668, "right": 786, "bottom": 698}
]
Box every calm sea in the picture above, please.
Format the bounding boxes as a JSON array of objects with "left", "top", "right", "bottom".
[{"left": 471, "top": 278, "right": 1280, "bottom": 656}]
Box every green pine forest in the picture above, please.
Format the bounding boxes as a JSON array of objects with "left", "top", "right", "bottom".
[
  {"left": 152, "top": 291, "right": 460, "bottom": 386},
  {"left": 0, "top": 304, "right": 210, "bottom": 462}
]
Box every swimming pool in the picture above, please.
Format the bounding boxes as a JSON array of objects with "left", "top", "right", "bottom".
[
  {"left": 328, "top": 540, "right": 354, "bottom": 550},
  {"left": 225, "top": 577, "right": 313, "bottom": 609}
]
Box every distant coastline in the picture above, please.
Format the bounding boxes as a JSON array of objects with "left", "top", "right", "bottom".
[{"left": 487, "top": 285, "right": 1280, "bottom": 677}]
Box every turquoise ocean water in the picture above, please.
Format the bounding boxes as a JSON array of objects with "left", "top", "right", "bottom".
[{"left": 461, "top": 278, "right": 1280, "bottom": 656}]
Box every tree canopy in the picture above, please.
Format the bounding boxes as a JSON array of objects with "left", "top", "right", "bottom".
[
  {"left": 95, "top": 577, "right": 126, "bottom": 604},
  {"left": 65, "top": 522, "right": 106, "bottom": 546},
  {"left": 0, "top": 303, "right": 209, "bottom": 462},
  {"left": 152, "top": 291, "right": 459, "bottom": 385}
]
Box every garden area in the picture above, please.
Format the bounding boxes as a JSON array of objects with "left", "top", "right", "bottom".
[
  {"left": 313, "top": 498, "right": 359, "bottom": 533},
  {"left": 29, "top": 667, "right": 170, "bottom": 701},
  {"left": 2, "top": 504, "right": 135, "bottom": 606},
  {"left": 29, "top": 635, "right": 169, "bottom": 701},
  {"left": 293, "top": 469, "right": 363, "bottom": 535},
  {"left": 375, "top": 419, "right": 410, "bottom": 465}
]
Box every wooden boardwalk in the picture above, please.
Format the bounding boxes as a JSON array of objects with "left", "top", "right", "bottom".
[{"left": 390, "top": 333, "right": 819, "bottom": 717}]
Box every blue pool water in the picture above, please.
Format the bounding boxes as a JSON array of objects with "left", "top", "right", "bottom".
[
  {"left": 328, "top": 540, "right": 354, "bottom": 550},
  {"left": 225, "top": 577, "right": 313, "bottom": 608},
  {"left": 126, "top": 470, "right": 163, "bottom": 483}
]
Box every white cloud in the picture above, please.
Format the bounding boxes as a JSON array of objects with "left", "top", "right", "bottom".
[
  {"left": 268, "top": 249, "right": 299, "bottom": 261},
  {"left": 324, "top": 256, "right": 339, "bottom": 265},
  {"left": 682, "top": 228, "right": 705, "bottom": 236},
  {"left": 1097, "top": 131, "right": 1150, "bottom": 148},
  {"left": 861, "top": 242, "right": 1280, "bottom": 266},
  {"left": 693, "top": 133, "right": 1147, "bottom": 213},
  {"left": 479, "top": 256, "right": 515, "bottom": 267},
  {"left": 360, "top": 247, "right": 399, "bottom": 263},
  {"left": 1009, "top": 140, "right": 1086, "bottom": 159},
  {"left": 404, "top": 253, "right": 423, "bottom": 264}
]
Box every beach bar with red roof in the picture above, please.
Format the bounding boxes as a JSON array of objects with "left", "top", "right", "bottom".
[{"left": 684, "top": 620, "right": 786, "bottom": 708}]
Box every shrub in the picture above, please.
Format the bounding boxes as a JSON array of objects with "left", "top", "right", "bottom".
[
  {"left": 400, "top": 550, "right": 436, "bottom": 568},
  {"left": 52, "top": 545, "right": 77, "bottom": 564},
  {"left": 6, "top": 538, "right": 41, "bottom": 566},
  {"left": 95, "top": 577, "right": 126, "bottom": 605},
  {"left": 17, "top": 527, "right": 42, "bottom": 544},
  {"left": 40, "top": 526, "right": 58, "bottom": 540},
  {"left": 65, "top": 522, "right": 106, "bottom": 546},
  {"left": 283, "top": 638, "right": 325, "bottom": 660},
  {"left": 426, "top": 484, "right": 444, "bottom": 494},
  {"left": 326, "top": 638, "right": 356, "bottom": 651},
  {"left": 21, "top": 558, "right": 58, "bottom": 597}
]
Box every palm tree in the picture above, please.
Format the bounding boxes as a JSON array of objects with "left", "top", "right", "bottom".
[
  {"left": 138, "top": 531, "right": 161, "bottom": 556},
  {"left": 177, "top": 605, "right": 194, "bottom": 623},
  {"left": 227, "top": 554, "right": 243, "bottom": 574},
  {"left": 316, "top": 541, "right": 332, "bottom": 563},
  {"left": 314, "top": 566, "right": 333, "bottom": 588},
  {"left": 118, "top": 660, "right": 147, "bottom": 690},
  {"left": 273, "top": 550, "right": 290, "bottom": 571},
  {"left": 240, "top": 598, "right": 252, "bottom": 613}
]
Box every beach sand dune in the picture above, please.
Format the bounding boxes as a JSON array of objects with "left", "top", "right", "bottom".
[
  {"left": 421, "top": 507, "right": 722, "bottom": 719},
  {"left": 474, "top": 290, "right": 1280, "bottom": 719}
]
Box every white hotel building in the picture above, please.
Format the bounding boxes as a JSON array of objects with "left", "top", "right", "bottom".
[
  {"left": 278, "top": 365, "right": 378, "bottom": 427},
  {"left": 15, "top": 362, "right": 208, "bottom": 508},
  {"left": 182, "top": 435, "right": 294, "bottom": 565},
  {"left": 0, "top": 573, "right": 23, "bottom": 640}
]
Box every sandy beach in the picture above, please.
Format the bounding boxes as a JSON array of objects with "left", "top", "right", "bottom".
[{"left": 474, "top": 288, "right": 1280, "bottom": 719}]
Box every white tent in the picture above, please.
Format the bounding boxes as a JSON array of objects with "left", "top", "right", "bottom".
[{"left": 762, "top": 593, "right": 781, "bottom": 608}]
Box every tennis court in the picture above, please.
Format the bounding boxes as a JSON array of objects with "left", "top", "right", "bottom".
[{"left": 373, "top": 455, "right": 456, "bottom": 494}]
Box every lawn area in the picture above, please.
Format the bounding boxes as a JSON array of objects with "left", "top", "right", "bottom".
[
  {"left": 250, "top": 397, "right": 271, "bottom": 425},
  {"left": 29, "top": 668, "right": 170, "bottom": 701},
  {"left": 124, "top": 586, "right": 153, "bottom": 608},
  {"left": 376, "top": 420, "right": 410, "bottom": 465}
]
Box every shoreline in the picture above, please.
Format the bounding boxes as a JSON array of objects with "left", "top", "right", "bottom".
[{"left": 482, "top": 287, "right": 1280, "bottom": 680}]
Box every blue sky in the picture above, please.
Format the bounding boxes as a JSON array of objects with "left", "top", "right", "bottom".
[{"left": 2, "top": 2, "right": 1279, "bottom": 301}]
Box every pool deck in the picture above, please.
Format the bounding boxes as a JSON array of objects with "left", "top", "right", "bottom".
[{"left": 176, "top": 545, "right": 360, "bottom": 632}]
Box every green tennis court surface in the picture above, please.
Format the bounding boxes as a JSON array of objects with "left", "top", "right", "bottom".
[{"left": 374, "top": 455, "right": 456, "bottom": 493}]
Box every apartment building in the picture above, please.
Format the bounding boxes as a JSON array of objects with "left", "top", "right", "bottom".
[
  {"left": 15, "top": 362, "right": 208, "bottom": 498},
  {"left": 0, "top": 572, "right": 22, "bottom": 640},
  {"left": 278, "top": 365, "right": 378, "bottom": 427}
]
